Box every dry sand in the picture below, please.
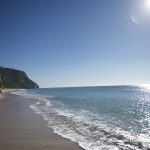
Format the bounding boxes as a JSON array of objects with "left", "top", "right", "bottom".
[{"left": 0, "top": 92, "right": 83, "bottom": 150}]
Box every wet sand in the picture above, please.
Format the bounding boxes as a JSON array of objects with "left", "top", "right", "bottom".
[{"left": 0, "top": 92, "right": 83, "bottom": 150}]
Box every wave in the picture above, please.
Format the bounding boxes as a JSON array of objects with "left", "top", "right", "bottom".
[{"left": 12, "top": 90, "right": 150, "bottom": 150}]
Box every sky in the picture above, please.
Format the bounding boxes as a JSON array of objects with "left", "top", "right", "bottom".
[{"left": 0, "top": 0, "right": 150, "bottom": 87}]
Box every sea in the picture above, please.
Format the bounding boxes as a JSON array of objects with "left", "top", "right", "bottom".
[{"left": 12, "top": 85, "right": 150, "bottom": 150}]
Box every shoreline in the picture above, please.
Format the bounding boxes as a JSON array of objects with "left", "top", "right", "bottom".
[{"left": 0, "top": 92, "right": 83, "bottom": 150}]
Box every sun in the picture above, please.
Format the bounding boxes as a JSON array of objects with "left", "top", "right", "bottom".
[
  {"left": 131, "top": 0, "right": 150, "bottom": 24},
  {"left": 144, "top": 0, "right": 150, "bottom": 10},
  {"left": 145, "top": 0, "right": 150, "bottom": 7}
]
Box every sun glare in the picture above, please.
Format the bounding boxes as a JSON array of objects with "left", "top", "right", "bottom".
[
  {"left": 144, "top": 0, "right": 150, "bottom": 12},
  {"left": 145, "top": 0, "right": 150, "bottom": 8},
  {"left": 141, "top": 84, "right": 150, "bottom": 91}
]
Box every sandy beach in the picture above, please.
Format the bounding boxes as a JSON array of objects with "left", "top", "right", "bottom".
[{"left": 0, "top": 92, "right": 83, "bottom": 150}]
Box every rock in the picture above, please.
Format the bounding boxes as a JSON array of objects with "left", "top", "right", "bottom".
[
  {"left": 137, "top": 142, "right": 143, "bottom": 149},
  {"left": 124, "top": 141, "right": 143, "bottom": 149},
  {"left": 0, "top": 67, "right": 39, "bottom": 89}
]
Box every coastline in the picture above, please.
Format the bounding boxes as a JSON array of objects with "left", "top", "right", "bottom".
[{"left": 0, "top": 91, "right": 83, "bottom": 150}]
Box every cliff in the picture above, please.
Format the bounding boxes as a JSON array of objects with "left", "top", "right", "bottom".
[{"left": 0, "top": 67, "right": 39, "bottom": 89}]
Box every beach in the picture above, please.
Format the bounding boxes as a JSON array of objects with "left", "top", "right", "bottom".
[{"left": 0, "top": 91, "right": 83, "bottom": 150}]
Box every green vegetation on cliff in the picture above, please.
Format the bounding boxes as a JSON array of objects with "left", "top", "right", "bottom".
[{"left": 0, "top": 67, "right": 39, "bottom": 89}]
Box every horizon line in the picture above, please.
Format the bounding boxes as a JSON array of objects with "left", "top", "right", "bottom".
[{"left": 39, "top": 84, "right": 147, "bottom": 89}]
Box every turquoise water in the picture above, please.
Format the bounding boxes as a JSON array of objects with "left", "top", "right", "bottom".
[{"left": 14, "top": 86, "right": 150, "bottom": 150}]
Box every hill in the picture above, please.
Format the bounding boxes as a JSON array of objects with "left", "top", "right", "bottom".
[{"left": 0, "top": 67, "right": 39, "bottom": 89}]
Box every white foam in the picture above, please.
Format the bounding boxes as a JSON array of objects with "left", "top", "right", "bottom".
[{"left": 40, "top": 104, "right": 150, "bottom": 149}]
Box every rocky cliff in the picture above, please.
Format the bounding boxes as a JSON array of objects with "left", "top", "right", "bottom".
[{"left": 0, "top": 67, "right": 39, "bottom": 89}]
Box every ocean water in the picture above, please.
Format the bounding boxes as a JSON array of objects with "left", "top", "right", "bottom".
[{"left": 13, "top": 86, "right": 150, "bottom": 150}]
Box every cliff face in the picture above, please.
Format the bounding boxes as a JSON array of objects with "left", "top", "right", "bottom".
[{"left": 0, "top": 67, "right": 39, "bottom": 89}]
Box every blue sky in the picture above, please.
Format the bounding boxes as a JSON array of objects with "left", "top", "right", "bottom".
[{"left": 1, "top": 0, "right": 150, "bottom": 87}]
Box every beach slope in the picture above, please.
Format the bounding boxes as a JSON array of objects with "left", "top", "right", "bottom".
[{"left": 0, "top": 93, "right": 83, "bottom": 150}]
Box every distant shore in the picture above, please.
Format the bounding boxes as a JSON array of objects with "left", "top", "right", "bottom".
[{"left": 0, "top": 91, "right": 83, "bottom": 150}]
